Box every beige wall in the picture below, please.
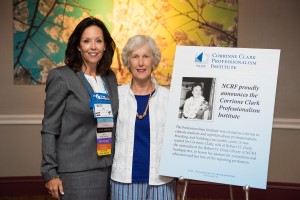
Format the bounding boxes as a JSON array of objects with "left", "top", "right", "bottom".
[
  {"left": 238, "top": 0, "right": 300, "bottom": 118},
  {"left": 1, "top": 0, "right": 300, "bottom": 184},
  {"left": 237, "top": 0, "right": 300, "bottom": 183}
]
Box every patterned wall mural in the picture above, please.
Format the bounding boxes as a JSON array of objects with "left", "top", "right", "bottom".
[{"left": 13, "top": 0, "right": 238, "bottom": 85}]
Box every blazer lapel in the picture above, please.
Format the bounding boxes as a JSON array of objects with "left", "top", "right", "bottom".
[{"left": 76, "top": 71, "right": 95, "bottom": 93}]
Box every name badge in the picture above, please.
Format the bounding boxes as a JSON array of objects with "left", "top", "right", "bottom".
[
  {"left": 90, "top": 92, "right": 114, "bottom": 156},
  {"left": 94, "top": 103, "right": 113, "bottom": 118},
  {"left": 89, "top": 93, "right": 113, "bottom": 118}
]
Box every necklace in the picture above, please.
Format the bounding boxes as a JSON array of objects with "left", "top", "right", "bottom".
[{"left": 136, "top": 92, "right": 152, "bottom": 120}]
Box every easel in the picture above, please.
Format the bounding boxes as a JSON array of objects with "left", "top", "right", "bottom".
[
  {"left": 179, "top": 177, "right": 251, "bottom": 200},
  {"left": 178, "top": 177, "right": 189, "bottom": 200},
  {"left": 243, "top": 185, "right": 251, "bottom": 200}
]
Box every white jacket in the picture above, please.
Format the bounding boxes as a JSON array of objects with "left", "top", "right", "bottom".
[{"left": 111, "top": 78, "right": 173, "bottom": 185}]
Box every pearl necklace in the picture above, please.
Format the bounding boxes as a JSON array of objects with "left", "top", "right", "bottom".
[{"left": 136, "top": 91, "right": 152, "bottom": 120}]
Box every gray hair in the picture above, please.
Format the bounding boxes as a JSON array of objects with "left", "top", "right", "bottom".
[{"left": 121, "top": 35, "right": 161, "bottom": 69}]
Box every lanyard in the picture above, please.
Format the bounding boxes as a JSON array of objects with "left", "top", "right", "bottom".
[
  {"left": 82, "top": 73, "right": 113, "bottom": 156},
  {"left": 82, "top": 72, "right": 110, "bottom": 109}
]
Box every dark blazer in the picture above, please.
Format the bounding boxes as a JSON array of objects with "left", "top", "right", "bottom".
[{"left": 41, "top": 66, "right": 119, "bottom": 181}]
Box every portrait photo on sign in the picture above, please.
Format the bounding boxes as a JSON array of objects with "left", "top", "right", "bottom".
[{"left": 178, "top": 77, "right": 216, "bottom": 121}]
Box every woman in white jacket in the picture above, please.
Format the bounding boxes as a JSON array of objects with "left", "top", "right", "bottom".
[{"left": 111, "top": 35, "right": 176, "bottom": 200}]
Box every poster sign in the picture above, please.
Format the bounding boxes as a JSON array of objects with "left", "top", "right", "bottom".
[{"left": 159, "top": 46, "right": 280, "bottom": 189}]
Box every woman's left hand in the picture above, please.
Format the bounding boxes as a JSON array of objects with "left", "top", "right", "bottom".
[{"left": 45, "top": 177, "right": 64, "bottom": 199}]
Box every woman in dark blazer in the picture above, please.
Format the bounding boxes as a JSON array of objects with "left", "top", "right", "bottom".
[{"left": 41, "top": 17, "right": 118, "bottom": 200}]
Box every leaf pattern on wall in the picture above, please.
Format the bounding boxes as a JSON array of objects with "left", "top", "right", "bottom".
[{"left": 13, "top": 0, "right": 238, "bottom": 85}]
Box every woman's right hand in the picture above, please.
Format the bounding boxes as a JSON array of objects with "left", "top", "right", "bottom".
[{"left": 45, "top": 177, "right": 64, "bottom": 199}]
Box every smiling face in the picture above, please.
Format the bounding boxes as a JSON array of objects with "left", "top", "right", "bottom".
[
  {"left": 192, "top": 85, "right": 203, "bottom": 98},
  {"left": 129, "top": 43, "right": 153, "bottom": 82},
  {"left": 78, "top": 25, "right": 106, "bottom": 69}
]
